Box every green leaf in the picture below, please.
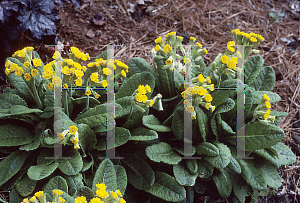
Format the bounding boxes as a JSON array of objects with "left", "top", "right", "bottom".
[
  {"left": 204, "top": 142, "right": 231, "bottom": 169},
  {"left": 232, "top": 122, "right": 285, "bottom": 151},
  {"left": 114, "top": 165, "right": 127, "bottom": 195},
  {"left": 227, "top": 169, "right": 251, "bottom": 203},
  {"left": 15, "top": 175, "right": 37, "bottom": 197},
  {"left": 57, "top": 150, "right": 83, "bottom": 175},
  {"left": 27, "top": 163, "right": 59, "bottom": 180},
  {"left": 78, "top": 124, "right": 97, "bottom": 156},
  {"left": 212, "top": 169, "right": 232, "bottom": 198},
  {"left": 116, "top": 72, "right": 155, "bottom": 100},
  {"left": 237, "top": 159, "right": 267, "bottom": 190},
  {"left": 250, "top": 66, "right": 275, "bottom": 91},
  {"left": 72, "top": 96, "right": 100, "bottom": 105},
  {"left": 195, "top": 142, "right": 219, "bottom": 156},
  {"left": 77, "top": 187, "right": 94, "bottom": 201},
  {"left": 0, "top": 93, "right": 27, "bottom": 109},
  {"left": 121, "top": 155, "right": 155, "bottom": 190},
  {"left": 142, "top": 115, "right": 171, "bottom": 132},
  {"left": 195, "top": 107, "right": 208, "bottom": 142},
  {"left": 19, "top": 121, "right": 45, "bottom": 151},
  {"left": 127, "top": 57, "right": 163, "bottom": 92},
  {"left": 43, "top": 176, "right": 68, "bottom": 200},
  {"left": 9, "top": 188, "right": 23, "bottom": 203},
  {"left": 53, "top": 119, "right": 77, "bottom": 135},
  {"left": 0, "top": 151, "right": 30, "bottom": 186},
  {"left": 122, "top": 106, "right": 149, "bottom": 130},
  {"left": 37, "top": 148, "right": 55, "bottom": 166},
  {"left": 173, "top": 162, "right": 198, "bottom": 186},
  {"left": 172, "top": 143, "right": 196, "bottom": 156},
  {"left": 255, "top": 161, "right": 281, "bottom": 189},
  {"left": 244, "top": 89, "right": 253, "bottom": 118},
  {"left": 244, "top": 55, "right": 264, "bottom": 85},
  {"left": 44, "top": 88, "right": 54, "bottom": 108},
  {"left": 115, "top": 96, "right": 132, "bottom": 118},
  {"left": 193, "top": 56, "right": 208, "bottom": 77},
  {"left": 227, "top": 157, "right": 241, "bottom": 174},
  {"left": 172, "top": 106, "right": 184, "bottom": 139},
  {"left": 95, "top": 127, "right": 131, "bottom": 150},
  {"left": 186, "top": 159, "right": 198, "bottom": 175},
  {"left": 74, "top": 102, "right": 122, "bottom": 128},
  {"left": 271, "top": 142, "right": 296, "bottom": 166},
  {"left": 215, "top": 98, "right": 235, "bottom": 114},
  {"left": 154, "top": 56, "right": 173, "bottom": 97},
  {"left": 129, "top": 127, "right": 158, "bottom": 141},
  {"left": 145, "top": 142, "right": 181, "bottom": 165},
  {"left": 211, "top": 86, "right": 237, "bottom": 107},
  {"left": 252, "top": 91, "right": 281, "bottom": 104},
  {"left": 9, "top": 105, "right": 42, "bottom": 115},
  {"left": 92, "top": 159, "right": 117, "bottom": 192},
  {"left": 0, "top": 125, "right": 34, "bottom": 147},
  {"left": 63, "top": 174, "right": 85, "bottom": 196},
  {"left": 0, "top": 169, "right": 25, "bottom": 191},
  {"left": 60, "top": 192, "right": 75, "bottom": 203},
  {"left": 145, "top": 171, "right": 186, "bottom": 202},
  {"left": 174, "top": 69, "right": 184, "bottom": 92}
]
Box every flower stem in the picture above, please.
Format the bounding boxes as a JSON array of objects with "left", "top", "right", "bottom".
[
  {"left": 31, "top": 79, "right": 43, "bottom": 110},
  {"left": 63, "top": 90, "right": 69, "bottom": 117}
]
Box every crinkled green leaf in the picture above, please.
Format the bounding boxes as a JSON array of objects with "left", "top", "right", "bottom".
[
  {"left": 214, "top": 98, "right": 235, "bottom": 114},
  {"left": 129, "top": 127, "right": 158, "bottom": 141},
  {"left": 145, "top": 171, "right": 186, "bottom": 202},
  {"left": 9, "top": 188, "right": 23, "bottom": 203},
  {"left": 196, "top": 142, "right": 220, "bottom": 156},
  {"left": 250, "top": 66, "right": 275, "bottom": 91},
  {"left": 15, "top": 175, "right": 37, "bottom": 197},
  {"left": 271, "top": 142, "right": 296, "bottom": 166},
  {"left": 173, "top": 162, "right": 198, "bottom": 186},
  {"left": 123, "top": 106, "right": 149, "bottom": 130},
  {"left": 27, "top": 163, "right": 59, "bottom": 180},
  {"left": 92, "top": 159, "right": 117, "bottom": 192},
  {"left": 44, "top": 88, "right": 54, "bottom": 108},
  {"left": 77, "top": 186, "right": 94, "bottom": 201},
  {"left": 0, "top": 125, "right": 34, "bottom": 147},
  {"left": 195, "top": 107, "right": 208, "bottom": 142},
  {"left": 143, "top": 115, "right": 171, "bottom": 132},
  {"left": 0, "top": 93, "right": 27, "bottom": 109},
  {"left": 196, "top": 159, "right": 214, "bottom": 179},
  {"left": 255, "top": 161, "right": 281, "bottom": 189},
  {"left": 227, "top": 157, "right": 241, "bottom": 174},
  {"left": 121, "top": 155, "right": 155, "bottom": 190},
  {"left": 78, "top": 124, "right": 97, "bottom": 156},
  {"left": 96, "top": 127, "right": 130, "bottom": 150},
  {"left": 237, "top": 159, "right": 267, "bottom": 190},
  {"left": 114, "top": 165, "right": 127, "bottom": 195},
  {"left": 244, "top": 55, "right": 264, "bottom": 85},
  {"left": 63, "top": 173, "right": 84, "bottom": 196},
  {"left": 252, "top": 91, "right": 281, "bottom": 104},
  {"left": 186, "top": 159, "right": 198, "bottom": 175},
  {"left": 0, "top": 151, "right": 30, "bottom": 186},
  {"left": 212, "top": 169, "right": 232, "bottom": 198},
  {"left": 204, "top": 142, "right": 231, "bottom": 169},
  {"left": 43, "top": 176, "right": 68, "bottom": 200},
  {"left": 115, "top": 96, "right": 132, "bottom": 118},
  {"left": 154, "top": 56, "right": 173, "bottom": 97},
  {"left": 227, "top": 169, "right": 251, "bottom": 203},
  {"left": 57, "top": 150, "right": 83, "bottom": 176},
  {"left": 116, "top": 72, "right": 155, "bottom": 99},
  {"left": 172, "top": 106, "right": 184, "bottom": 139},
  {"left": 145, "top": 142, "right": 181, "bottom": 165}
]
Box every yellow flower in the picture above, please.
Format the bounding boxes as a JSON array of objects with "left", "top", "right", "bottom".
[
  {"left": 117, "top": 189, "right": 123, "bottom": 197},
  {"left": 31, "top": 69, "right": 38, "bottom": 77},
  {"left": 70, "top": 68, "right": 76, "bottom": 74},
  {"left": 232, "top": 29, "right": 240, "bottom": 33},
  {"left": 190, "top": 37, "right": 196, "bottom": 41},
  {"left": 91, "top": 72, "right": 99, "bottom": 83},
  {"left": 196, "top": 42, "right": 202, "bottom": 48},
  {"left": 86, "top": 89, "right": 92, "bottom": 96},
  {"left": 90, "top": 198, "right": 104, "bottom": 203},
  {"left": 72, "top": 138, "right": 79, "bottom": 144},
  {"left": 138, "top": 85, "right": 147, "bottom": 94},
  {"left": 154, "top": 45, "right": 160, "bottom": 52},
  {"left": 43, "top": 69, "right": 53, "bottom": 79},
  {"left": 46, "top": 83, "right": 54, "bottom": 90},
  {"left": 21, "top": 198, "right": 29, "bottom": 203},
  {"left": 58, "top": 197, "right": 65, "bottom": 203},
  {"left": 227, "top": 60, "right": 236, "bottom": 70},
  {"left": 155, "top": 36, "right": 162, "bottom": 43},
  {"left": 102, "top": 68, "right": 112, "bottom": 75},
  {"left": 35, "top": 191, "right": 44, "bottom": 198},
  {"left": 52, "top": 76, "right": 62, "bottom": 87},
  {"left": 75, "top": 69, "right": 84, "bottom": 78},
  {"left": 32, "top": 58, "right": 42, "bottom": 67},
  {"left": 185, "top": 106, "right": 194, "bottom": 113},
  {"left": 136, "top": 93, "right": 147, "bottom": 103},
  {"left": 184, "top": 58, "right": 191, "bottom": 64},
  {"left": 15, "top": 67, "right": 23, "bottom": 76},
  {"left": 221, "top": 55, "right": 229, "bottom": 64},
  {"left": 119, "top": 198, "right": 126, "bottom": 203},
  {"left": 197, "top": 88, "right": 207, "bottom": 96},
  {"left": 82, "top": 66, "right": 87, "bottom": 71},
  {"left": 24, "top": 73, "right": 31, "bottom": 81},
  {"left": 206, "top": 76, "right": 211, "bottom": 84},
  {"left": 62, "top": 66, "right": 71, "bottom": 75},
  {"left": 265, "top": 101, "right": 271, "bottom": 109},
  {"left": 29, "top": 196, "right": 36, "bottom": 202},
  {"left": 74, "top": 143, "right": 80, "bottom": 149},
  {"left": 5, "top": 68, "right": 10, "bottom": 76},
  {"left": 96, "top": 183, "right": 106, "bottom": 190},
  {"left": 5, "top": 60, "right": 11, "bottom": 68},
  {"left": 232, "top": 57, "right": 237, "bottom": 64},
  {"left": 205, "top": 94, "right": 213, "bottom": 102},
  {"left": 95, "top": 94, "right": 99, "bottom": 98},
  {"left": 66, "top": 59, "right": 74, "bottom": 66},
  {"left": 69, "top": 125, "right": 78, "bottom": 134},
  {"left": 263, "top": 94, "right": 270, "bottom": 101},
  {"left": 145, "top": 85, "right": 151, "bottom": 92},
  {"left": 165, "top": 32, "right": 176, "bottom": 38},
  {"left": 250, "top": 37, "right": 257, "bottom": 43},
  {"left": 264, "top": 110, "right": 271, "bottom": 120},
  {"left": 111, "top": 191, "right": 118, "bottom": 199},
  {"left": 63, "top": 84, "right": 68, "bottom": 88},
  {"left": 75, "top": 196, "right": 87, "bottom": 203},
  {"left": 102, "top": 80, "right": 107, "bottom": 88},
  {"left": 258, "top": 34, "right": 264, "bottom": 41},
  {"left": 25, "top": 47, "right": 34, "bottom": 52},
  {"left": 57, "top": 133, "right": 64, "bottom": 140},
  {"left": 227, "top": 46, "right": 235, "bottom": 52},
  {"left": 53, "top": 190, "right": 63, "bottom": 196},
  {"left": 121, "top": 70, "right": 126, "bottom": 77},
  {"left": 204, "top": 48, "right": 208, "bottom": 54},
  {"left": 53, "top": 51, "right": 61, "bottom": 60},
  {"left": 237, "top": 51, "right": 242, "bottom": 58},
  {"left": 96, "top": 189, "right": 109, "bottom": 199},
  {"left": 205, "top": 103, "right": 211, "bottom": 109},
  {"left": 165, "top": 59, "right": 172, "bottom": 65},
  {"left": 10, "top": 63, "right": 18, "bottom": 72},
  {"left": 18, "top": 50, "right": 26, "bottom": 58},
  {"left": 211, "top": 106, "right": 216, "bottom": 112},
  {"left": 198, "top": 74, "right": 205, "bottom": 83},
  {"left": 75, "top": 78, "right": 82, "bottom": 86},
  {"left": 163, "top": 44, "right": 171, "bottom": 53},
  {"left": 24, "top": 61, "right": 30, "bottom": 68}
]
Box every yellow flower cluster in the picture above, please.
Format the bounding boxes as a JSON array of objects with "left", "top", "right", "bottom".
[
  {"left": 22, "top": 190, "right": 66, "bottom": 203},
  {"left": 5, "top": 61, "right": 23, "bottom": 77},
  {"left": 253, "top": 94, "right": 275, "bottom": 123},
  {"left": 227, "top": 41, "right": 235, "bottom": 53},
  {"left": 86, "top": 183, "right": 125, "bottom": 203},
  {"left": 70, "top": 47, "right": 90, "bottom": 61},
  {"left": 12, "top": 47, "right": 33, "bottom": 58},
  {"left": 136, "top": 85, "right": 152, "bottom": 104},
  {"left": 232, "top": 29, "right": 264, "bottom": 45},
  {"left": 58, "top": 125, "right": 80, "bottom": 149}
]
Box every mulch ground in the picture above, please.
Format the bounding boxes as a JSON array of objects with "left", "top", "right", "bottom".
[{"left": 1, "top": 0, "right": 300, "bottom": 202}]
